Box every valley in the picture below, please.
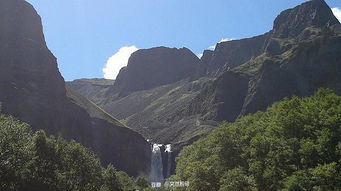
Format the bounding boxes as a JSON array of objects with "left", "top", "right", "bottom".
[
  {"left": 68, "top": 0, "right": 341, "bottom": 180},
  {"left": 0, "top": 0, "right": 340, "bottom": 190}
]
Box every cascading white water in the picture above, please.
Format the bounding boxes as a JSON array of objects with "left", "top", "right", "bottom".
[
  {"left": 165, "top": 144, "right": 172, "bottom": 178},
  {"left": 150, "top": 144, "right": 164, "bottom": 182}
]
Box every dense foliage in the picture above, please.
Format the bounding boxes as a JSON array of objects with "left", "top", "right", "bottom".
[
  {"left": 174, "top": 89, "right": 341, "bottom": 191},
  {"left": 0, "top": 115, "right": 150, "bottom": 191}
]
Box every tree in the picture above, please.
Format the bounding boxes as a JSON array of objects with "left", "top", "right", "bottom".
[
  {"left": 0, "top": 115, "right": 33, "bottom": 191},
  {"left": 101, "top": 165, "right": 122, "bottom": 191},
  {"left": 174, "top": 89, "right": 341, "bottom": 190},
  {"left": 116, "top": 171, "right": 136, "bottom": 191},
  {"left": 0, "top": 114, "right": 126, "bottom": 191},
  {"left": 219, "top": 167, "right": 255, "bottom": 191},
  {"left": 135, "top": 176, "right": 150, "bottom": 190}
]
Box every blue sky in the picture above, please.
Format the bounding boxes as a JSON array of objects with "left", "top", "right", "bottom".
[{"left": 26, "top": 0, "right": 341, "bottom": 81}]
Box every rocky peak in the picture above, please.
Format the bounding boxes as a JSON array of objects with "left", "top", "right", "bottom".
[
  {"left": 0, "top": 0, "right": 46, "bottom": 46},
  {"left": 272, "top": 0, "right": 339, "bottom": 38},
  {"left": 113, "top": 46, "right": 200, "bottom": 96},
  {"left": 0, "top": 0, "right": 65, "bottom": 104},
  {"left": 200, "top": 50, "right": 214, "bottom": 65}
]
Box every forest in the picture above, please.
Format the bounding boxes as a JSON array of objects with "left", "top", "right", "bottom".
[{"left": 172, "top": 89, "right": 341, "bottom": 191}]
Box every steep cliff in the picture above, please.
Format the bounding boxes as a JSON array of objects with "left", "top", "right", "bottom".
[
  {"left": 0, "top": 0, "right": 150, "bottom": 176},
  {"left": 189, "top": 0, "right": 341, "bottom": 122},
  {"left": 201, "top": 34, "right": 269, "bottom": 77}
]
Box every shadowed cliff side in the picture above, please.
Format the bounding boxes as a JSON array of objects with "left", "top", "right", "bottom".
[{"left": 0, "top": 0, "right": 150, "bottom": 176}]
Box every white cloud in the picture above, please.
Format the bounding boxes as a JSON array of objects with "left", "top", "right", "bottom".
[
  {"left": 208, "top": 38, "right": 234, "bottom": 50},
  {"left": 219, "top": 38, "right": 234, "bottom": 43},
  {"left": 197, "top": 53, "right": 203, "bottom": 58},
  {"left": 208, "top": 45, "right": 216, "bottom": 50},
  {"left": 103, "top": 45, "right": 138, "bottom": 79},
  {"left": 332, "top": 7, "right": 341, "bottom": 22}
]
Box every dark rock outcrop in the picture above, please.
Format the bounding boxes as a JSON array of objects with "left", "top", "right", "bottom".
[
  {"left": 112, "top": 47, "right": 200, "bottom": 96},
  {"left": 65, "top": 86, "right": 151, "bottom": 176},
  {"left": 200, "top": 50, "right": 214, "bottom": 64},
  {"left": 0, "top": 0, "right": 150, "bottom": 177},
  {"left": 187, "top": 72, "right": 249, "bottom": 122},
  {"left": 195, "top": 50, "right": 213, "bottom": 77}
]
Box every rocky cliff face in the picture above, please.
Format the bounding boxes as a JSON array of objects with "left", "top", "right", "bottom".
[
  {"left": 0, "top": 0, "right": 69, "bottom": 136},
  {"left": 272, "top": 0, "right": 339, "bottom": 38},
  {"left": 188, "top": 0, "right": 341, "bottom": 122},
  {"left": 0, "top": 0, "right": 150, "bottom": 177},
  {"left": 198, "top": 0, "right": 339, "bottom": 78},
  {"left": 201, "top": 34, "right": 269, "bottom": 77},
  {"left": 112, "top": 47, "right": 200, "bottom": 96}
]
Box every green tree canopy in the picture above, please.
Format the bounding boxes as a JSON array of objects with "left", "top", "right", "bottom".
[
  {"left": 175, "top": 89, "right": 341, "bottom": 191},
  {"left": 0, "top": 115, "right": 129, "bottom": 191}
]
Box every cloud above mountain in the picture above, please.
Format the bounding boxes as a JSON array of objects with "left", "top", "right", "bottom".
[
  {"left": 332, "top": 7, "right": 341, "bottom": 22},
  {"left": 103, "top": 46, "right": 138, "bottom": 79},
  {"left": 197, "top": 38, "right": 234, "bottom": 59},
  {"left": 209, "top": 38, "right": 233, "bottom": 50}
]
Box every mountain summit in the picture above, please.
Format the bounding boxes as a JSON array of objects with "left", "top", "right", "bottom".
[
  {"left": 0, "top": 0, "right": 47, "bottom": 46},
  {"left": 113, "top": 46, "right": 200, "bottom": 97},
  {"left": 272, "top": 0, "right": 340, "bottom": 38}
]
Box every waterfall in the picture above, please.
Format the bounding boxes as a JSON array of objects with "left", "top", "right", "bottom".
[
  {"left": 165, "top": 144, "right": 172, "bottom": 178},
  {"left": 150, "top": 143, "right": 173, "bottom": 183},
  {"left": 150, "top": 144, "right": 164, "bottom": 182}
]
